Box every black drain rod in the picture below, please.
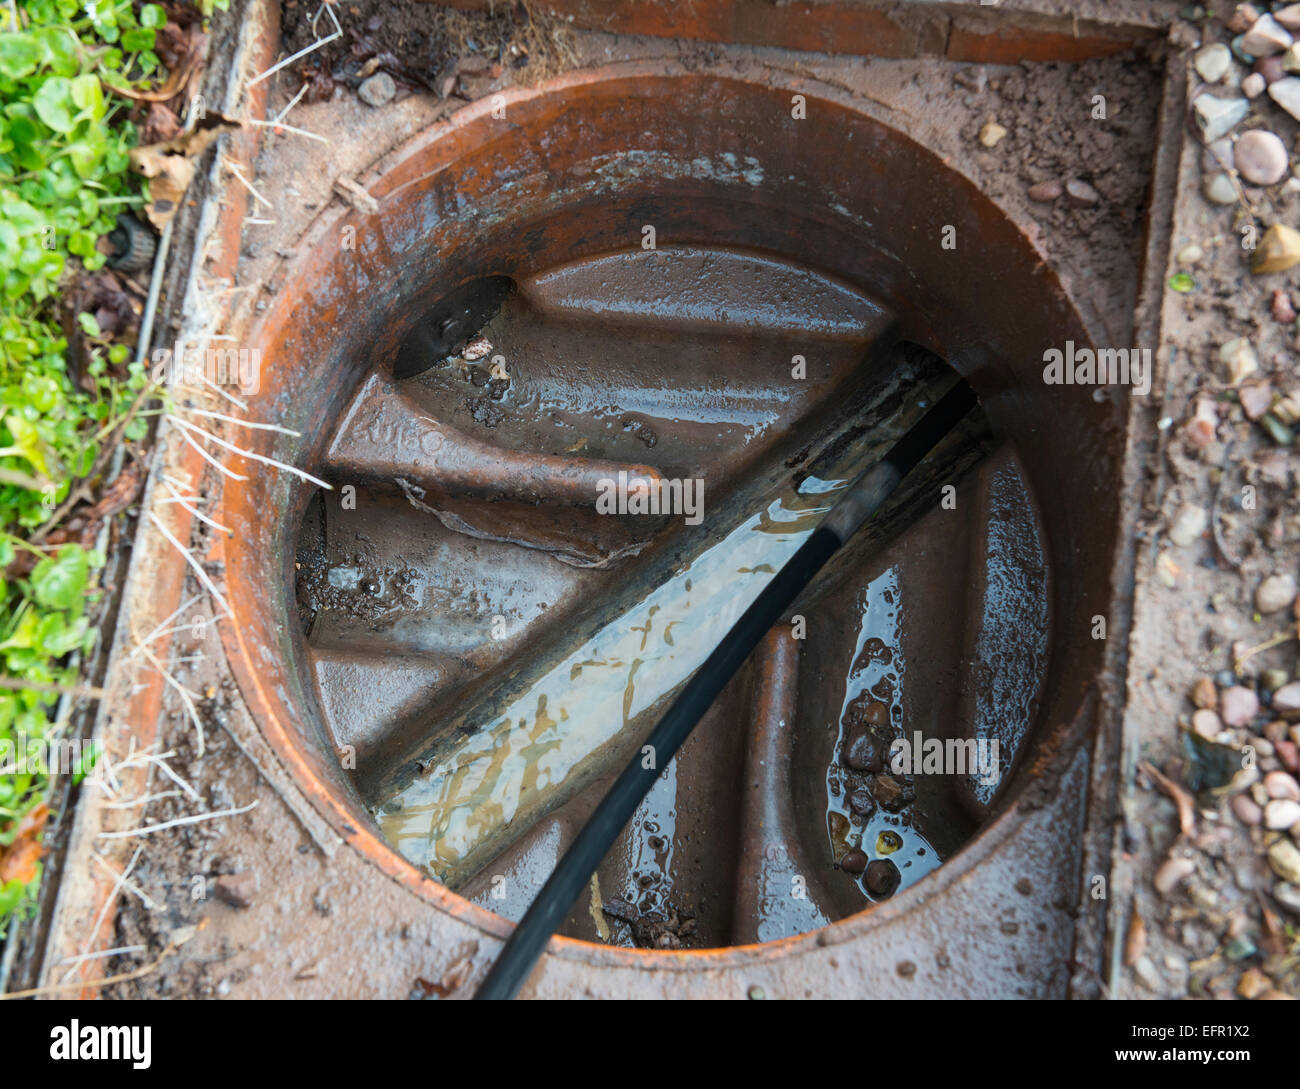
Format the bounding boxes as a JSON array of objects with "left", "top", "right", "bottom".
[{"left": 474, "top": 378, "right": 979, "bottom": 999}]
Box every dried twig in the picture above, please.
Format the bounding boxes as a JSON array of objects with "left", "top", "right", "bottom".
[
  {"left": 190, "top": 364, "right": 249, "bottom": 411},
  {"left": 181, "top": 407, "right": 300, "bottom": 436},
  {"left": 127, "top": 751, "right": 200, "bottom": 805},
  {"left": 102, "top": 791, "right": 182, "bottom": 810},
  {"left": 272, "top": 83, "right": 308, "bottom": 124},
  {"left": 0, "top": 675, "right": 107, "bottom": 700},
  {"left": 124, "top": 593, "right": 203, "bottom": 664},
  {"left": 222, "top": 157, "right": 273, "bottom": 209},
  {"left": 97, "top": 800, "right": 258, "bottom": 839},
  {"left": 160, "top": 476, "right": 231, "bottom": 536},
  {"left": 147, "top": 509, "right": 233, "bottom": 618},
  {"left": 248, "top": 5, "right": 342, "bottom": 87},
  {"left": 59, "top": 844, "right": 144, "bottom": 982},
  {"left": 138, "top": 645, "right": 207, "bottom": 758},
  {"left": 1234, "top": 630, "right": 1298, "bottom": 674},
  {"left": 168, "top": 413, "right": 332, "bottom": 489},
  {"left": 244, "top": 117, "right": 330, "bottom": 144},
  {"left": 9, "top": 920, "right": 207, "bottom": 1000},
  {"left": 1211, "top": 440, "right": 1243, "bottom": 569},
  {"left": 1139, "top": 760, "right": 1197, "bottom": 838},
  {"left": 91, "top": 852, "right": 158, "bottom": 910},
  {"left": 57, "top": 944, "right": 147, "bottom": 968}
]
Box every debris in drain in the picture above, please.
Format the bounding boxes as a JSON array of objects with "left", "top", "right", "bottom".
[
  {"left": 839, "top": 848, "right": 868, "bottom": 876},
  {"left": 372, "top": 346, "right": 988, "bottom": 899},
  {"left": 864, "top": 859, "right": 901, "bottom": 899},
  {"left": 333, "top": 174, "right": 380, "bottom": 215},
  {"left": 214, "top": 872, "right": 257, "bottom": 909},
  {"left": 601, "top": 896, "right": 697, "bottom": 950}
]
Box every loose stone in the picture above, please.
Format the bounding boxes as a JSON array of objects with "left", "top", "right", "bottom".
[
  {"left": 1169, "top": 503, "right": 1208, "bottom": 547},
  {"left": 1268, "top": 75, "right": 1300, "bottom": 120},
  {"left": 1234, "top": 129, "right": 1289, "bottom": 185},
  {"left": 1194, "top": 93, "right": 1250, "bottom": 142},
  {"left": 1264, "top": 770, "right": 1300, "bottom": 800},
  {"left": 864, "top": 858, "right": 901, "bottom": 898},
  {"left": 1154, "top": 856, "right": 1196, "bottom": 895},
  {"left": 1242, "top": 14, "right": 1293, "bottom": 57},
  {"left": 1273, "top": 681, "right": 1300, "bottom": 715},
  {"left": 1256, "top": 573, "right": 1297, "bottom": 613},
  {"left": 358, "top": 72, "right": 396, "bottom": 108},
  {"left": 1232, "top": 793, "right": 1263, "bottom": 825},
  {"left": 1195, "top": 42, "right": 1233, "bottom": 82},
  {"left": 1264, "top": 799, "right": 1300, "bottom": 829},
  {"left": 978, "top": 121, "right": 1007, "bottom": 148},
  {"left": 1196, "top": 44, "right": 1227, "bottom": 83},
  {"left": 1065, "top": 178, "right": 1100, "bottom": 206},
  {"left": 1220, "top": 685, "right": 1260, "bottom": 727},
  {"left": 1192, "top": 676, "right": 1218, "bottom": 709},
  {"left": 1192, "top": 709, "right": 1223, "bottom": 739},
  {"left": 840, "top": 847, "right": 869, "bottom": 875},
  {"left": 1203, "top": 173, "right": 1238, "bottom": 204}
]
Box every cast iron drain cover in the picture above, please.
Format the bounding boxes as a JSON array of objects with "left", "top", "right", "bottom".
[{"left": 214, "top": 67, "right": 1128, "bottom": 978}]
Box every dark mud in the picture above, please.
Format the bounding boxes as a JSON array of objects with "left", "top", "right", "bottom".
[{"left": 281, "top": 0, "right": 575, "bottom": 101}]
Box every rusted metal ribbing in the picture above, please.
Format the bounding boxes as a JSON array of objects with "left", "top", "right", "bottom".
[
  {"left": 732, "top": 624, "right": 831, "bottom": 944},
  {"left": 324, "top": 373, "right": 662, "bottom": 505}
]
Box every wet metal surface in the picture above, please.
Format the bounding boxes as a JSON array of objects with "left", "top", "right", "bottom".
[
  {"left": 734, "top": 626, "right": 832, "bottom": 944},
  {"left": 301, "top": 238, "right": 1047, "bottom": 947},
  {"left": 210, "top": 61, "right": 1134, "bottom": 992},
  {"left": 327, "top": 372, "right": 663, "bottom": 508},
  {"left": 358, "top": 337, "right": 987, "bottom": 905}
]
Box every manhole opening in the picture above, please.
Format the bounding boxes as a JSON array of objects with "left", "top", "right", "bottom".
[{"left": 223, "top": 69, "right": 1128, "bottom": 956}]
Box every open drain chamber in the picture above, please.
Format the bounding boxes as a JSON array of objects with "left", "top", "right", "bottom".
[{"left": 216, "top": 61, "right": 1130, "bottom": 993}]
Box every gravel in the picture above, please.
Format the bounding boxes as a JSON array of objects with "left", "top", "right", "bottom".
[
  {"left": 1256, "top": 572, "right": 1297, "bottom": 613},
  {"left": 358, "top": 72, "right": 397, "bottom": 108}
]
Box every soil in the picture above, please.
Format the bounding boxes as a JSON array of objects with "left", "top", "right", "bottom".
[
  {"left": 281, "top": 0, "right": 577, "bottom": 101},
  {"left": 959, "top": 56, "right": 1162, "bottom": 346}
]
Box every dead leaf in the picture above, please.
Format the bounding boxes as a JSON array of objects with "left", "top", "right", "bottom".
[
  {"left": 1123, "top": 902, "right": 1147, "bottom": 967},
  {"left": 0, "top": 804, "right": 49, "bottom": 886},
  {"left": 413, "top": 942, "right": 478, "bottom": 997},
  {"left": 129, "top": 118, "right": 239, "bottom": 229},
  {"left": 108, "top": 46, "right": 200, "bottom": 103},
  {"left": 1139, "top": 760, "right": 1197, "bottom": 838},
  {"left": 141, "top": 102, "right": 181, "bottom": 145},
  {"left": 1255, "top": 891, "right": 1288, "bottom": 956}
]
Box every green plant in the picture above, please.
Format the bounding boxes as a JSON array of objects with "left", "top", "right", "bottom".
[{"left": 0, "top": 0, "right": 164, "bottom": 934}]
